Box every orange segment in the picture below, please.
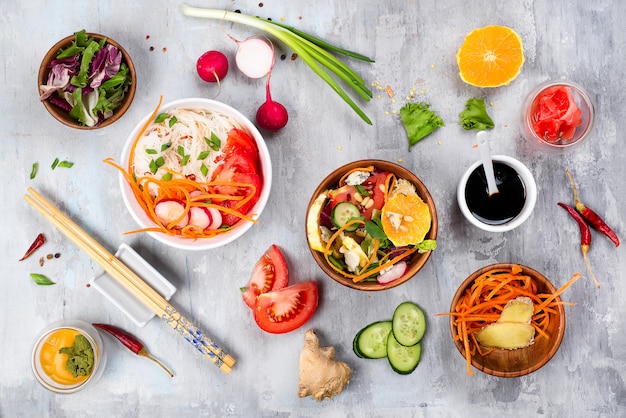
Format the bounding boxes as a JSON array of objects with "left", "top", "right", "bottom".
[
  {"left": 381, "top": 194, "right": 431, "bottom": 247},
  {"left": 456, "top": 25, "right": 525, "bottom": 88}
]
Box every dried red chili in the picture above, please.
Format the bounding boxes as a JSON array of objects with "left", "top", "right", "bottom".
[
  {"left": 558, "top": 202, "right": 600, "bottom": 288},
  {"left": 566, "top": 169, "right": 620, "bottom": 247},
  {"left": 19, "top": 233, "right": 45, "bottom": 261},
  {"left": 93, "top": 323, "right": 174, "bottom": 377}
]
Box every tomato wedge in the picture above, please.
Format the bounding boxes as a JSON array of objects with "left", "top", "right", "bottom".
[
  {"left": 222, "top": 128, "right": 259, "bottom": 164},
  {"left": 254, "top": 281, "right": 318, "bottom": 334},
  {"left": 241, "top": 245, "right": 289, "bottom": 309}
]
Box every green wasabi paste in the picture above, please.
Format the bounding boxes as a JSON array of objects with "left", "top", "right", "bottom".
[{"left": 59, "top": 334, "right": 94, "bottom": 377}]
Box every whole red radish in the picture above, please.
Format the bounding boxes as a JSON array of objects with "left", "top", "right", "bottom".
[
  {"left": 196, "top": 50, "right": 229, "bottom": 83},
  {"left": 256, "top": 73, "right": 289, "bottom": 131}
]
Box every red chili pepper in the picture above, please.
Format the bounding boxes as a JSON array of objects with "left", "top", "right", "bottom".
[
  {"left": 19, "top": 233, "right": 46, "bottom": 261},
  {"left": 558, "top": 202, "right": 600, "bottom": 288},
  {"left": 93, "top": 323, "right": 174, "bottom": 377},
  {"left": 566, "top": 169, "right": 620, "bottom": 247}
]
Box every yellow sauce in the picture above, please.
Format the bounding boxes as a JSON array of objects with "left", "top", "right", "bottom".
[{"left": 39, "top": 329, "right": 90, "bottom": 385}]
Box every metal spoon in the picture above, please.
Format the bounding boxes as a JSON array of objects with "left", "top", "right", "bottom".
[{"left": 477, "top": 131, "right": 499, "bottom": 196}]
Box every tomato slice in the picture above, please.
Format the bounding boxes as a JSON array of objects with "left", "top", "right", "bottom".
[
  {"left": 254, "top": 281, "right": 319, "bottom": 334},
  {"left": 241, "top": 245, "right": 289, "bottom": 309},
  {"left": 327, "top": 172, "right": 389, "bottom": 220},
  {"left": 222, "top": 128, "right": 259, "bottom": 163}
]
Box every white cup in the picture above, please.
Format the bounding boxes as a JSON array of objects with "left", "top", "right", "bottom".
[{"left": 457, "top": 155, "right": 537, "bottom": 232}]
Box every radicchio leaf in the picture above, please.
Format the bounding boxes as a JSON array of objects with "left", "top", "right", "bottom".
[
  {"left": 89, "top": 44, "right": 122, "bottom": 88},
  {"left": 39, "top": 56, "right": 80, "bottom": 100}
]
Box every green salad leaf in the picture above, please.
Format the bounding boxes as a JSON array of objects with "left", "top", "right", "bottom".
[
  {"left": 399, "top": 102, "right": 445, "bottom": 149},
  {"left": 459, "top": 97, "right": 494, "bottom": 131}
]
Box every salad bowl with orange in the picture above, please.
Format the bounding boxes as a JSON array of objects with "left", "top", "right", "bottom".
[{"left": 306, "top": 160, "right": 438, "bottom": 291}]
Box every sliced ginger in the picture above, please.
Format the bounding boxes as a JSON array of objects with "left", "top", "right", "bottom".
[
  {"left": 298, "top": 329, "right": 352, "bottom": 401},
  {"left": 476, "top": 296, "right": 536, "bottom": 350}
]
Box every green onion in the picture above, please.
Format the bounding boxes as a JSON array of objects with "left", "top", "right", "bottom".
[
  {"left": 179, "top": 4, "right": 374, "bottom": 124},
  {"left": 200, "top": 163, "right": 209, "bottom": 177},
  {"left": 169, "top": 116, "right": 178, "bottom": 128},
  {"left": 180, "top": 154, "right": 190, "bottom": 166},
  {"left": 161, "top": 142, "right": 173, "bottom": 152},
  {"left": 162, "top": 172, "right": 173, "bottom": 181},
  {"left": 30, "top": 273, "right": 56, "bottom": 286},
  {"left": 205, "top": 133, "right": 221, "bottom": 151},
  {"left": 177, "top": 145, "right": 185, "bottom": 157},
  {"left": 30, "top": 163, "right": 38, "bottom": 180},
  {"left": 146, "top": 148, "right": 158, "bottom": 155},
  {"left": 51, "top": 158, "right": 59, "bottom": 169},
  {"left": 58, "top": 161, "right": 74, "bottom": 168},
  {"left": 355, "top": 184, "right": 369, "bottom": 197},
  {"left": 197, "top": 150, "right": 210, "bottom": 160}
]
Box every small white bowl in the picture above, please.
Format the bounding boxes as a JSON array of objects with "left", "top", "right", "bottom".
[
  {"left": 119, "top": 98, "right": 272, "bottom": 251},
  {"left": 457, "top": 155, "right": 537, "bottom": 232}
]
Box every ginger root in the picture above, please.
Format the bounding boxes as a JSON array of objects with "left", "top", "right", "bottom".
[
  {"left": 298, "top": 329, "right": 352, "bottom": 401},
  {"left": 476, "top": 296, "right": 536, "bottom": 349}
]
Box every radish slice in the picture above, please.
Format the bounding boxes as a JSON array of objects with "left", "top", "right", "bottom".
[
  {"left": 235, "top": 37, "right": 275, "bottom": 79},
  {"left": 154, "top": 199, "right": 189, "bottom": 229},
  {"left": 189, "top": 207, "right": 212, "bottom": 229},
  {"left": 377, "top": 261, "right": 408, "bottom": 284},
  {"left": 207, "top": 207, "right": 223, "bottom": 230}
]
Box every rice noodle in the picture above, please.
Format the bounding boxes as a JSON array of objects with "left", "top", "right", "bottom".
[{"left": 132, "top": 107, "right": 242, "bottom": 191}]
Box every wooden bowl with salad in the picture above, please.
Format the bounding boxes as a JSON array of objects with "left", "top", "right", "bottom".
[
  {"left": 306, "top": 160, "right": 438, "bottom": 291},
  {"left": 38, "top": 30, "right": 136, "bottom": 129},
  {"left": 448, "top": 263, "right": 570, "bottom": 378}
]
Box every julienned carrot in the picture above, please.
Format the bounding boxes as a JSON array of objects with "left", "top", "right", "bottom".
[{"left": 437, "top": 266, "right": 580, "bottom": 376}]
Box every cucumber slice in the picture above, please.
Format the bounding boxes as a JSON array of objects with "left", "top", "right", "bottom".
[
  {"left": 392, "top": 301, "right": 426, "bottom": 346},
  {"left": 387, "top": 332, "right": 421, "bottom": 374},
  {"left": 331, "top": 201, "right": 361, "bottom": 231},
  {"left": 354, "top": 321, "right": 392, "bottom": 359}
]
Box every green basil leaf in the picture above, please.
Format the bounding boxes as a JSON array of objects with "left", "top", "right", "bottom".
[{"left": 30, "top": 273, "right": 56, "bottom": 286}]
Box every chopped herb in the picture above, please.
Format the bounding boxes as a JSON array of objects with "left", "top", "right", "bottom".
[
  {"left": 149, "top": 160, "right": 158, "bottom": 174},
  {"left": 155, "top": 113, "right": 169, "bottom": 123},
  {"left": 58, "top": 161, "right": 74, "bottom": 168},
  {"left": 177, "top": 145, "right": 185, "bottom": 157},
  {"left": 168, "top": 116, "right": 178, "bottom": 128},
  {"left": 30, "top": 273, "right": 56, "bottom": 286},
  {"left": 204, "top": 132, "right": 221, "bottom": 151},
  {"left": 161, "top": 172, "right": 173, "bottom": 181},
  {"left": 161, "top": 142, "right": 172, "bottom": 152},
  {"left": 30, "top": 163, "right": 38, "bottom": 180},
  {"left": 51, "top": 158, "right": 59, "bottom": 169},
  {"left": 180, "top": 154, "right": 190, "bottom": 166},
  {"left": 197, "top": 150, "right": 210, "bottom": 160},
  {"left": 200, "top": 163, "right": 209, "bottom": 177},
  {"left": 145, "top": 148, "right": 158, "bottom": 155},
  {"left": 355, "top": 184, "right": 369, "bottom": 197}
]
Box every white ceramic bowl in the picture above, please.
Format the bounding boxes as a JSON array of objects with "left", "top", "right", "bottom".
[
  {"left": 457, "top": 155, "right": 537, "bottom": 232},
  {"left": 119, "top": 98, "right": 272, "bottom": 250}
]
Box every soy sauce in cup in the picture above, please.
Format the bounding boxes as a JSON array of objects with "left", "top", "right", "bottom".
[{"left": 465, "top": 162, "right": 526, "bottom": 225}]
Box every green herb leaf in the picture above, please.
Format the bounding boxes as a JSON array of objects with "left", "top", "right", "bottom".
[
  {"left": 51, "top": 158, "right": 59, "bottom": 170},
  {"left": 59, "top": 161, "right": 74, "bottom": 168},
  {"left": 30, "top": 163, "right": 38, "bottom": 180},
  {"left": 30, "top": 273, "right": 56, "bottom": 286},
  {"left": 161, "top": 142, "right": 173, "bottom": 152},
  {"left": 459, "top": 98, "right": 494, "bottom": 131},
  {"left": 204, "top": 133, "right": 221, "bottom": 151},
  {"left": 197, "top": 151, "right": 210, "bottom": 160},
  {"left": 200, "top": 163, "right": 209, "bottom": 177},
  {"left": 168, "top": 116, "right": 178, "bottom": 128},
  {"left": 365, "top": 220, "right": 387, "bottom": 240},
  {"left": 355, "top": 184, "right": 369, "bottom": 197},
  {"left": 399, "top": 102, "right": 445, "bottom": 149},
  {"left": 180, "top": 154, "right": 190, "bottom": 166},
  {"left": 155, "top": 113, "right": 169, "bottom": 123},
  {"left": 146, "top": 148, "right": 158, "bottom": 155},
  {"left": 161, "top": 172, "right": 173, "bottom": 181}
]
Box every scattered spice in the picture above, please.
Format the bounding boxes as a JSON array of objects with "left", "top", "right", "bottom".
[
  {"left": 55, "top": 253, "right": 61, "bottom": 258},
  {"left": 162, "top": 47, "right": 167, "bottom": 53},
  {"left": 46, "top": 254, "right": 53, "bottom": 260},
  {"left": 93, "top": 323, "right": 174, "bottom": 377},
  {"left": 39, "top": 257, "right": 44, "bottom": 267},
  {"left": 280, "top": 54, "right": 286, "bottom": 60},
  {"left": 19, "top": 233, "right": 46, "bottom": 261},
  {"left": 291, "top": 53, "right": 298, "bottom": 60},
  {"left": 385, "top": 85, "right": 394, "bottom": 98},
  {"left": 30, "top": 273, "right": 56, "bottom": 285},
  {"left": 149, "top": 46, "right": 155, "bottom": 51}
]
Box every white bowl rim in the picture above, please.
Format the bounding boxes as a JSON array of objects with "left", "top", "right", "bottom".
[
  {"left": 119, "top": 98, "right": 272, "bottom": 250},
  {"left": 457, "top": 155, "right": 537, "bottom": 232}
]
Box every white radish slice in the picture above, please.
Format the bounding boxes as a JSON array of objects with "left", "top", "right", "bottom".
[
  {"left": 235, "top": 37, "right": 275, "bottom": 79},
  {"left": 154, "top": 199, "right": 189, "bottom": 229},
  {"left": 189, "top": 207, "right": 212, "bottom": 230},
  {"left": 377, "top": 261, "right": 408, "bottom": 285},
  {"left": 207, "top": 207, "right": 223, "bottom": 230}
]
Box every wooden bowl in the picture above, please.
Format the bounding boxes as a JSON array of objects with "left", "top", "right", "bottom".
[
  {"left": 305, "top": 159, "right": 438, "bottom": 291},
  {"left": 37, "top": 32, "right": 136, "bottom": 129},
  {"left": 449, "top": 263, "right": 566, "bottom": 377}
]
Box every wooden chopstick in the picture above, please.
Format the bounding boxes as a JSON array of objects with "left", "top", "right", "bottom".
[{"left": 24, "top": 187, "right": 235, "bottom": 374}]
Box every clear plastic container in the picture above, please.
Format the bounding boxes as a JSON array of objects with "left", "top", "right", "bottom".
[
  {"left": 31, "top": 319, "right": 106, "bottom": 394},
  {"left": 520, "top": 79, "right": 595, "bottom": 154}
]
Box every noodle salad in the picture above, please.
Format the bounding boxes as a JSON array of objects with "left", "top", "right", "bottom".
[{"left": 106, "top": 99, "right": 264, "bottom": 238}]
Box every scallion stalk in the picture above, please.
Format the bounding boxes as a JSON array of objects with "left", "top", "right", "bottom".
[{"left": 179, "top": 4, "right": 374, "bottom": 125}]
